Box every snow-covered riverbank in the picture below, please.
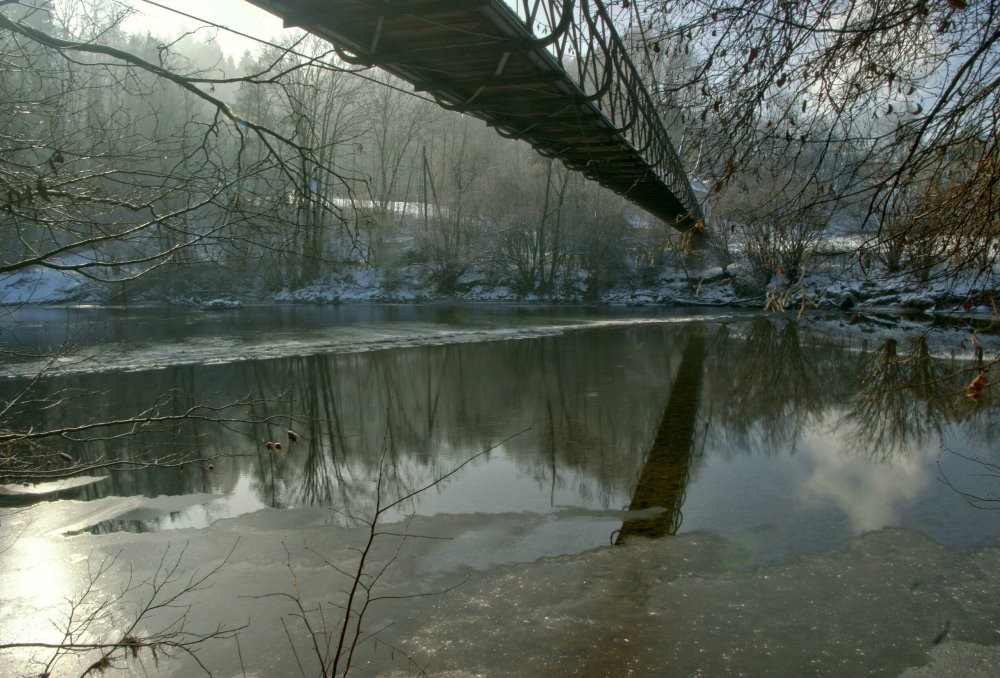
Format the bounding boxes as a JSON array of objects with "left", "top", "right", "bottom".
[{"left": 4, "top": 255, "right": 996, "bottom": 326}]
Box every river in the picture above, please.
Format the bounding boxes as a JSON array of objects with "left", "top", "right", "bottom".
[{"left": 1, "top": 303, "right": 998, "bottom": 676}]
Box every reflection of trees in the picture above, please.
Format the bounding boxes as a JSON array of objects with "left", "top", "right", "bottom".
[
  {"left": 533, "top": 329, "right": 674, "bottom": 509},
  {"left": 702, "top": 319, "right": 845, "bottom": 457},
  {"left": 700, "top": 319, "right": 993, "bottom": 464},
  {"left": 844, "top": 336, "right": 991, "bottom": 460},
  {"left": 242, "top": 327, "right": 688, "bottom": 518},
  {"left": 0, "top": 362, "right": 265, "bottom": 500},
  {"left": 137, "top": 318, "right": 711, "bottom": 521},
  {"left": 6, "top": 309, "right": 994, "bottom": 527}
]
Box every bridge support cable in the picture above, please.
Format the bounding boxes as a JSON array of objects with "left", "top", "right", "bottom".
[{"left": 247, "top": 0, "right": 705, "bottom": 230}]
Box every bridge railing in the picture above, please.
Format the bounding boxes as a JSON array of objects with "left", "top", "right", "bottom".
[{"left": 503, "top": 0, "right": 704, "bottom": 226}]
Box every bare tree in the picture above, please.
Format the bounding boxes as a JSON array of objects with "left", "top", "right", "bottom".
[
  {"left": 359, "top": 70, "right": 436, "bottom": 265},
  {"left": 255, "top": 407, "right": 529, "bottom": 677},
  {"left": 0, "top": 542, "right": 243, "bottom": 676},
  {"left": 247, "top": 36, "right": 369, "bottom": 286},
  {"left": 629, "top": 0, "right": 998, "bottom": 282},
  {"left": 0, "top": 0, "right": 363, "bottom": 299}
]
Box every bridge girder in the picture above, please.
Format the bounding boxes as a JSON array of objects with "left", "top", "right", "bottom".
[{"left": 247, "top": 0, "right": 705, "bottom": 231}]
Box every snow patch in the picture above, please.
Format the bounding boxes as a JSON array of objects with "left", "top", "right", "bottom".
[{"left": 0, "top": 266, "right": 85, "bottom": 305}]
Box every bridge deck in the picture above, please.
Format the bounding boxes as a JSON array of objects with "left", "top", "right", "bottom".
[{"left": 247, "top": 0, "right": 703, "bottom": 229}]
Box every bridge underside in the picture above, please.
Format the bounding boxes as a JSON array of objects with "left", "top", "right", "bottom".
[{"left": 247, "top": 0, "right": 704, "bottom": 230}]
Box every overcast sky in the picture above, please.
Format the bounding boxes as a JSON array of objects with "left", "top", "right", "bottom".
[{"left": 121, "top": 0, "right": 285, "bottom": 58}]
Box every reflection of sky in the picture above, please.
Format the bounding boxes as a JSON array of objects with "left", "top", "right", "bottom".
[
  {"left": 798, "top": 424, "right": 930, "bottom": 533},
  {"left": 0, "top": 519, "right": 83, "bottom": 655},
  {"left": 79, "top": 475, "right": 267, "bottom": 534},
  {"left": 678, "top": 412, "right": 1000, "bottom": 565},
  {"left": 10, "top": 387, "right": 997, "bottom": 568},
  {"left": 384, "top": 448, "right": 616, "bottom": 520}
]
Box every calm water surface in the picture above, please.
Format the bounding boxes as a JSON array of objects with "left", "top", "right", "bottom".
[{"left": 1, "top": 303, "right": 998, "bottom": 675}]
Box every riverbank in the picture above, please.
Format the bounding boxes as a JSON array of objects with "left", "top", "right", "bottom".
[{"left": 2, "top": 255, "right": 997, "bottom": 329}]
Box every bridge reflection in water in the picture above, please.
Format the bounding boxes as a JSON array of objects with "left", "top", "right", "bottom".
[
  {"left": 245, "top": 0, "right": 705, "bottom": 230},
  {"left": 615, "top": 328, "right": 704, "bottom": 543}
]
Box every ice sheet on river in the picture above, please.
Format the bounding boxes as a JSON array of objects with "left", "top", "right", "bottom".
[
  {"left": 0, "top": 313, "right": 739, "bottom": 380},
  {"left": 1, "top": 504, "right": 998, "bottom": 676},
  {"left": 3, "top": 306, "right": 994, "bottom": 383},
  {"left": 0, "top": 475, "right": 106, "bottom": 502}
]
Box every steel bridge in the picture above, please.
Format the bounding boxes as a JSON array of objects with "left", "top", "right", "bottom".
[{"left": 246, "top": 0, "right": 704, "bottom": 230}]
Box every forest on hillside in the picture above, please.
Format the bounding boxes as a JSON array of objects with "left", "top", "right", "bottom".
[{"left": 0, "top": 0, "right": 996, "bottom": 307}]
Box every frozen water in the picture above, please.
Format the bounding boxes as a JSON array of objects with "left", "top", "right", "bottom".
[
  {"left": 2, "top": 504, "right": 998, "bottom": 676},
  {"left": 0, "top": 307, "right": 744, "bottom": 379}
]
